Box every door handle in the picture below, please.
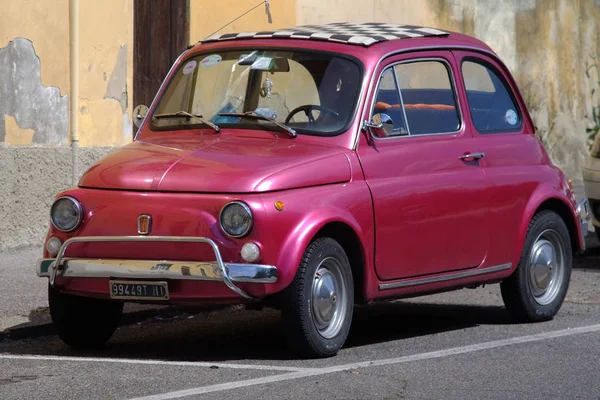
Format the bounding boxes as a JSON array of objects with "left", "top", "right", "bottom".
[{"left": 460, "top": 152, "right": 485, "bottom": 161}]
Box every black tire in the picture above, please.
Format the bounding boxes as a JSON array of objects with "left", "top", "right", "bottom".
[
  {"left": 500, "top": 210, "right": 572, "bottom": 322},
  {"left": 49, "top": 284, "right": 123, "bottom": 348},
  {"left": 281, "top": 237, "right": 354, "bottom": 358}
]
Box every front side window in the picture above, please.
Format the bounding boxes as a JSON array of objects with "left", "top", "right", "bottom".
[
  {"left": 151, "top": 49, "right": 362, "bottom": 136},
  {"left": 372, "top": 60, "right": 461, "bottom": 136},
  {"left": 461, "top": 59, "right": 522, "bottom": 133}
]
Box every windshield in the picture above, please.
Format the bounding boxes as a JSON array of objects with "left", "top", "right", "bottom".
[{"left": 151, "top": 49, "right": 362, "bottom": 136}]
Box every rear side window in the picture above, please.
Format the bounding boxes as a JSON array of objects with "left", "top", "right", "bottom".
[
  {"left": 372, "top": 60, "right": 461, "bottom": 136},
  {"left": 461, "top": 60, "right": 522, "bottom": 133}
]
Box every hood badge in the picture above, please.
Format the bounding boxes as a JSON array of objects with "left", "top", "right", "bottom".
[{"left": 138, "top": 215, "right": 152, "bottom": 235}]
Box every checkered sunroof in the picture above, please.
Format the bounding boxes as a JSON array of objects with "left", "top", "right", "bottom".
[{"left": 200, "top": 22, "right": 449, "bottom": 47}]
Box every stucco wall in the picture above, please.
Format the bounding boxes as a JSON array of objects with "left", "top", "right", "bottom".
[{"left": 0, "top": 147, "right": 116, "bottom": 251}]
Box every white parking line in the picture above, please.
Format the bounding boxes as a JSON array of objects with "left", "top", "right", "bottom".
[
  {"left": 0, "top": 354, "right": 312, "bottom": 373},
  {"left": 129, "top": 323, "right": 600, "bottom": 400}
]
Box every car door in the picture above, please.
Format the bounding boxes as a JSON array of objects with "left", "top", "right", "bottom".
[
  {"left": 453, "top": 50, "right": 543, "bottom": 269},
  {"left": 356, "top": 51, "right": 491, "bottom": 281}
]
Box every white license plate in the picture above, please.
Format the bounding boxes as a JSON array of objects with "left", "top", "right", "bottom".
[{"left": 109, "top": 280, "right": 169, "bottom": 300}]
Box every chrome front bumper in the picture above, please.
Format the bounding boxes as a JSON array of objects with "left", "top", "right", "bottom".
[
  {"left": 35, "top": 236, "right": 278, "bottom": 299},
  {"left": 577, "top": 199, "right": 591, "bottom": 252}
]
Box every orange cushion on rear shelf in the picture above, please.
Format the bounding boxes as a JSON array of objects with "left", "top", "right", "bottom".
[
  {"left": 405, "top": 103, "right": 455, "bottom": 110},
  {"left": 374, "top": 101, "right": 455, "bottom": 111}
]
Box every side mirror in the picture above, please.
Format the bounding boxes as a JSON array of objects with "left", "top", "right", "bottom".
[
  {"left": 365, "top": 113, "right": 394, "bottom": 138},
  {"left": 133, "top": 104, "right": 148, "bottom": 128}
]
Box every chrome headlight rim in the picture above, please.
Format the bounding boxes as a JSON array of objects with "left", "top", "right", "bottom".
[
  {"left": 219, "top": 201, "right": 253, "bottom": 238},
  {"left": 50, "top": 196, "right": 83, "bottom": 233}
]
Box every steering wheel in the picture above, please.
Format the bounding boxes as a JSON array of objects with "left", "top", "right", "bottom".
[{"left": 285, "top": 105, "right": 339, "bottom": 125}]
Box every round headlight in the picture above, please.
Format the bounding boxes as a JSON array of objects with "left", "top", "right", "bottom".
[
  {"left": 50, "top": 196, "right": 83, "bottom": 232},
  {"left": 219, "top": 201, "right": 253, "bottom": 238}
]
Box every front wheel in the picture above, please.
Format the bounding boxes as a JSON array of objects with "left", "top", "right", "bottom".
[
  {"left": 49, "top": 284, "right": 123, "bottom": 348},
  {"left": 281, "top": 237, "right": 354, "bottom": 358},
  {"left": 501, "top": 210, "right": 572, "bottom": 322}
]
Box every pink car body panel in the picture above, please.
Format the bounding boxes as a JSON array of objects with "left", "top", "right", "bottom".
[{"left": 41, "top": 30, "right": 585, "bottom": 305}]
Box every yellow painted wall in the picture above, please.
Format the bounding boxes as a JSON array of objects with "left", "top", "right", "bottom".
[
  {"left": 189, "top": 0, "right": 297, "bottom": 43},
  {"left": 0, "top": 0, "right": 69, "bottom": 93},
  {"left": 0, "top": 0, "right": 133, "bottom": 147},
  {"left": 78, "top": 0, "right": 134, "bottom": 147},
  {"left": 4, "top": 116, "right": 34, "bottom": 145}
]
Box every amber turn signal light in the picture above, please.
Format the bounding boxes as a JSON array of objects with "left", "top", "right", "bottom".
[{"left": 274, "top": 200, "right": 284, "bottom": 211}]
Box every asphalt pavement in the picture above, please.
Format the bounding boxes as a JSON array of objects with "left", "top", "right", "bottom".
[
  {"left": 0, "top": 181, "right": 598, "bottom": 399},
  {"left": 0, "top": 235, "right": 598, "bottom": 399}
]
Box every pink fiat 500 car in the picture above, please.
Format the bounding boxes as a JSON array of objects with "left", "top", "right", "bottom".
[{"left": 37, "top": 22, "right": 591, "bottom": 357}]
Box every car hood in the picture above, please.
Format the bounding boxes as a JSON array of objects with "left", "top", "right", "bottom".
[{"left": 78, "top": 136, "right": 352, "bottom": 193}]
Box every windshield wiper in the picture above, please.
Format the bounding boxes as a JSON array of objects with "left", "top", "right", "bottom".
[
  {"left": 218, "top": 111, "right": 297, "bottom": 138},
  {"left": 153, "top": 111, "right": 220, "bottom": 133}
]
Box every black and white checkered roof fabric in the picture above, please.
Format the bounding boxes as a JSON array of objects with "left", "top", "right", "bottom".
[{"left": 201, "top": 22, "right": 449, "bottom": 47}]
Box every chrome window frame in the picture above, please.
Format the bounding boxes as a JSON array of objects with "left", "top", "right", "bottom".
[
  {"left": 375, "top": 67, "right": 411, "bottom": 135},
  {"left": 365, "top": 57, "right": 464, "bottom": 141}
]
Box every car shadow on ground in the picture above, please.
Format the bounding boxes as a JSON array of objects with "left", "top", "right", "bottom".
[{"left": 0, "top": 301, "right": 514, "bottom": 362}]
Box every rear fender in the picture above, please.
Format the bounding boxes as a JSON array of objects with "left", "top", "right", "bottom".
[{"left": 515, "top": 182, "right": 581, "bottom": 266}]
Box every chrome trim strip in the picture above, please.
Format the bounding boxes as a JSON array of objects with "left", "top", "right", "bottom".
[
  {"left": 378, "top": 263, "right": 512, "bottom": 290},
  {"left": 352, "top": 44, "right": 505, "bottom": 150},
  {"left": 38, "top": 258, "right": 278, "bottom": 284},
  {"left": 392, "top": 66, "right": 411, "bottom": 134},
  {"left": 46, "top": 235, "right": 275, "bottom": 299}
]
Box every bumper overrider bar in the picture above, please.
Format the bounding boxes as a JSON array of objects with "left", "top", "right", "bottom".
[
  {"left": 35, "top": 236, "right": 278, "bottom": 299},
  {"left": 577, "top": 198, "right": 591, "bottom": 252}
]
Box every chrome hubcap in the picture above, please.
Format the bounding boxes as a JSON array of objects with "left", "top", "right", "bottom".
[
  {"left": 311, "top": 257, "right": 347, "bottom": 339},
  {"left": 528, "top": 229, "right": 565, "bottom": 306}
]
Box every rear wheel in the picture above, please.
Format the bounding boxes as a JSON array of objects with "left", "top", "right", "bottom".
[
  {"left": 49, "top": 284, "right": 123, "bottom": 348},
  {"left": 281, "top": 237, "right": 354, "bottom": 358},
  {"left": 501, "top": 210, "right": 572, "bottom": 322}
]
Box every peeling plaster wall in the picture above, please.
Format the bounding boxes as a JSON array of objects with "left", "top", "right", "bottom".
[
  {"left": 0, "top": 38, "right": 68, "bottom": 145},
  {"left": 0, "top": 0, "right": 133, "bottom": 251},
  {"left": 78, "top": 0, "right": 134, "bottom": 147},
  {"left": 0, "top": 0, "right": 134, "bottom": 147},
  {"left": 0, "top": 0, "right": 69, "bottom": 92}
]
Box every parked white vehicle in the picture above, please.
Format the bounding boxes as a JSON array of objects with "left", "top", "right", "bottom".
[{"left": 583, "top": 136, "right": 600, "bottom": 240}]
